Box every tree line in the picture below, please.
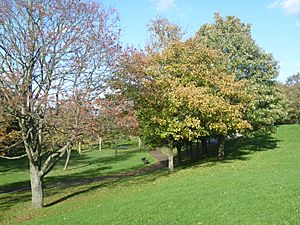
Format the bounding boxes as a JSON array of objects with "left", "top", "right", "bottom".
[
  {"left": 0, "top": 0, "right": 298, "bottom": 208},
  {"left": 115, "top": 14, "right": 289, "bottom": 172}
]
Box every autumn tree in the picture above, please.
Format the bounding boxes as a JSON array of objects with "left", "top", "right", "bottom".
[
  {"left": 115, "top": 17, "right": 253, "bottom": 172},
  {"left": 0, "top": 0, "right": 120, "bottom": 208},
  {"left": 46, "top": 96, "right": 96, "bottom": 170},
  {"left": 87, "top": 98, "right": 138, "bottom": 150},
  {"left": 135, "top": 40, "right": 251, "bottom": 172},
  {"left": 195, "top": 13, "right": 285, "bottom": 133}
]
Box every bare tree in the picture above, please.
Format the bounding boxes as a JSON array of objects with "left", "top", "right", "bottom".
[
  {"left": 0, "top": 0, "right": 121, "bottom": 208},
  {"left": 147, "top": 16, "right": 185, "bottom": 53}
]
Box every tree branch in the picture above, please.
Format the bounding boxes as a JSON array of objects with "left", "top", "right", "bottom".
[{"left": 0, "top": 153, "right": 27, "bottom": 160}]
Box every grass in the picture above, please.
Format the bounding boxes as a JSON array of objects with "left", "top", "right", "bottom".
[
  {"left": 1, "top": 124, "right": 300, "bottom": 224},
  {"left": 0, "top": 142, "right": 156, "bottom": 218},
  {"left": 0, "top": 143, "right": 155, "bottom": 188}
]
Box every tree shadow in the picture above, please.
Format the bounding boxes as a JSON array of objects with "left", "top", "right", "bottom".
[
  {"left": 0, "top": 180, "right": 31, "bottom": 194},
  {"left": 178, "top": 134, "right": 281, "bottom": 170},
  {"left": 44, "top": 181, "right": 113, "bottom": 207},
  {"left": 44, "top": 149, "right": 149, "bottom": 182},
  {"left": 0, "top": 190, "right": 32, "bottom": 220},
  {"left": 0, "top": 148, "right": 146, "bottom": 192},
  {"left": 0, "top": 148, "right": 161, "bottom": 214},
  {"left": 0, "top": 166, "right": 166, "bottom": 217},
  {"left": 225, "top": 134, "right": 280, "bottom": 161},
  {"left": 0, "top": 157, "right": 29, "bottom": 173},
  {"left": 0, "top": 134, "right": 281, "bottom": 214},
  {"left": 43, "top": 166, "right": 168, "bottom": 207},
  {"left": 52, "top": 148, "right": 138, "bottom": 168}
]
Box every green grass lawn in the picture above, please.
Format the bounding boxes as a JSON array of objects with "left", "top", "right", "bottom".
[
  {"left": 1, "top": 125, "right": 300, "bottom": 224},
  {"left": 0, "top": 143, "right": 155, "bottom": 188}
]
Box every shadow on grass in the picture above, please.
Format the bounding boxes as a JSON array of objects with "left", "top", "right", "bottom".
[
  {"left": 225, "top": 134, "right": 280, "bottom": 161},
  {"left": 178, "top": 133, "right": 281, "bottom": 170},
  {"left": 0, "top": 164, "right": 167, "bottom": 216},
  {"left": 44, "top": 181, "right": 112, "bottom": 207},
  {"left": 0, "top": 190, "right": 32, "bottom": 221},
  {"left": 0, "top": 157, "right": 29, "bottom": 174},
  {"left": 0, "top": 134, "right": 280, "bottom": 213},
  {"left": 44, "top": 168, "right": 168, "bottom": 208},
  {"left": 51, "top": 134, "right": 281, "bottom": 201},
  {"left": 0, "top": 147, "right": 161, "bottom": 213},
  {"left": 0, "top": 150, "right": 143, "bottom": 194}
]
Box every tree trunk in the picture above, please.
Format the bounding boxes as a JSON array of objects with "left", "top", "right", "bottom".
[
  {"left": 30, "top": 162, "right": 43, "bottom": 208},
  {"left": 98, "top": 136, "right": 102, "bottom": 151},
  {"left": 196, "top": 140, "right": 200, "bottom": 160},
  {"left": 201, "top": 137, "right": 207, "bottom": 157},
  {"left": 177, "top": 146, "right": 182, "bottom": 166},
  {"left": 78, "top": 141, "right": 82, "bottom": 155},
  {"left": 138, "top": 137, "right": 141, "bottom": 149},
  {"left": 185, "top": 143, "right": 189, "bottom": 159},
  {"left": 190, "top": 142, "right": 195, "bottom": 162},
  {"left": 168, "top": 148, "right": 174, "bottom": 174},
  {"left": 64, "top": 148, "right": 71, "bottom": 170},
  {"left": 218, "top": 135, "right": 225, "bottom": 160}
]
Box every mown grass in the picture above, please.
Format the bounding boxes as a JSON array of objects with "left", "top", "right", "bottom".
[
  {"left": 1, "top": 125, "right": 300, "bottom": 224},
  {"left": 0, "top": 142, "right": 155, "bottom": 222},
  {"left": 0, "top": 142, "right": 154, "bottom": 188}
]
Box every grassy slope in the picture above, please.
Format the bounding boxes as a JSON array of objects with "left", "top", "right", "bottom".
[
  {"left": 1, "top": 125, "right": 300, "bottom": 224},
  {"left": 0, "top": 144, "right": 154, "bottom": 188},
  {"left": 0, "top": 145, "right": 155, "bottom": 223}
]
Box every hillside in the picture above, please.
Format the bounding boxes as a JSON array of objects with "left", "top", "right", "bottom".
[{"left": 1, "top": 125, "right": 300, "bottom": 224}]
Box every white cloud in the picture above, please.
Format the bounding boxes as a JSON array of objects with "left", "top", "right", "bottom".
[
  {"left": 282, "top": 0, "right": 300, "bottom": 14},
  {"left": 268, "top": 0, "right": 281, "bottom": 9},
  {"left": 268, "top": 0, "right": 300, "bottom": 14},
  {"left": 152, "top": 0, "right": 176, "bottom": 13}
]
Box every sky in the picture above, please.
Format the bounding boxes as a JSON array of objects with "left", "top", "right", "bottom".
[{"left": 105, "top": 0, "right": 300, "bottom": 82}]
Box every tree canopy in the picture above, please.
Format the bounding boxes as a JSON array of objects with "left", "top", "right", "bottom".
[
  {"left": 282, "top": 73, "right": 300, "bottom": 124},
  {"left": 114, "top": 15, "right": 286, "bottom": 172},
  {"left": 138, "top": 40, "right": 251, "bottom": 147},
  {"left": 0, "top": 0, "right": 120, "bottom": 208},
  {"left": 195, "top": 13, "right": 285, "bottom": 133}
]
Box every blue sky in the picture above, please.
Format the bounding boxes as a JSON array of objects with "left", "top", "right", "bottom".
[{"left": 106, "top": 0, "right": 300, "bottom": 82}]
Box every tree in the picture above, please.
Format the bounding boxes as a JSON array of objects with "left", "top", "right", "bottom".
[
  {"left": 89, "top": 98, "right": 139, "bottom": 150},
  {"left": 0, "top": 0, "right": 120, "bottom": 208},
  {"left": 115, "top": 17, "right": 253, "bottom": 171},
  {"left": 136, "top": 40, "right": 251, "bottom": 171},
  {"left": 195, "top": 13, "right": 285, "bottom": 133},
  {"left": 46, "top": 96, "right": 94, "bottom": 170},
  {"left": 146, "top": 16, "right": 185, "bottom": 53},
  {"left": 282, "top": 73, "right": 300, "bottom": 124}
]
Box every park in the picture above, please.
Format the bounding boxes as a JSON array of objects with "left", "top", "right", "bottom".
[
  {"left": 0, "top": 0, "right": 300, "bottom": 224},
  {"left": 1, "top": 125, "right": 299, "bottom": 224}
]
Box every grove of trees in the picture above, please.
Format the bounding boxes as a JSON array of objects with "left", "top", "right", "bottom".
[
  {"left": 115, "top": 15, "right": 286, "bottom": 172},
  {"left": 0, "top": 1, "right": 296, "bottom": 209}
]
